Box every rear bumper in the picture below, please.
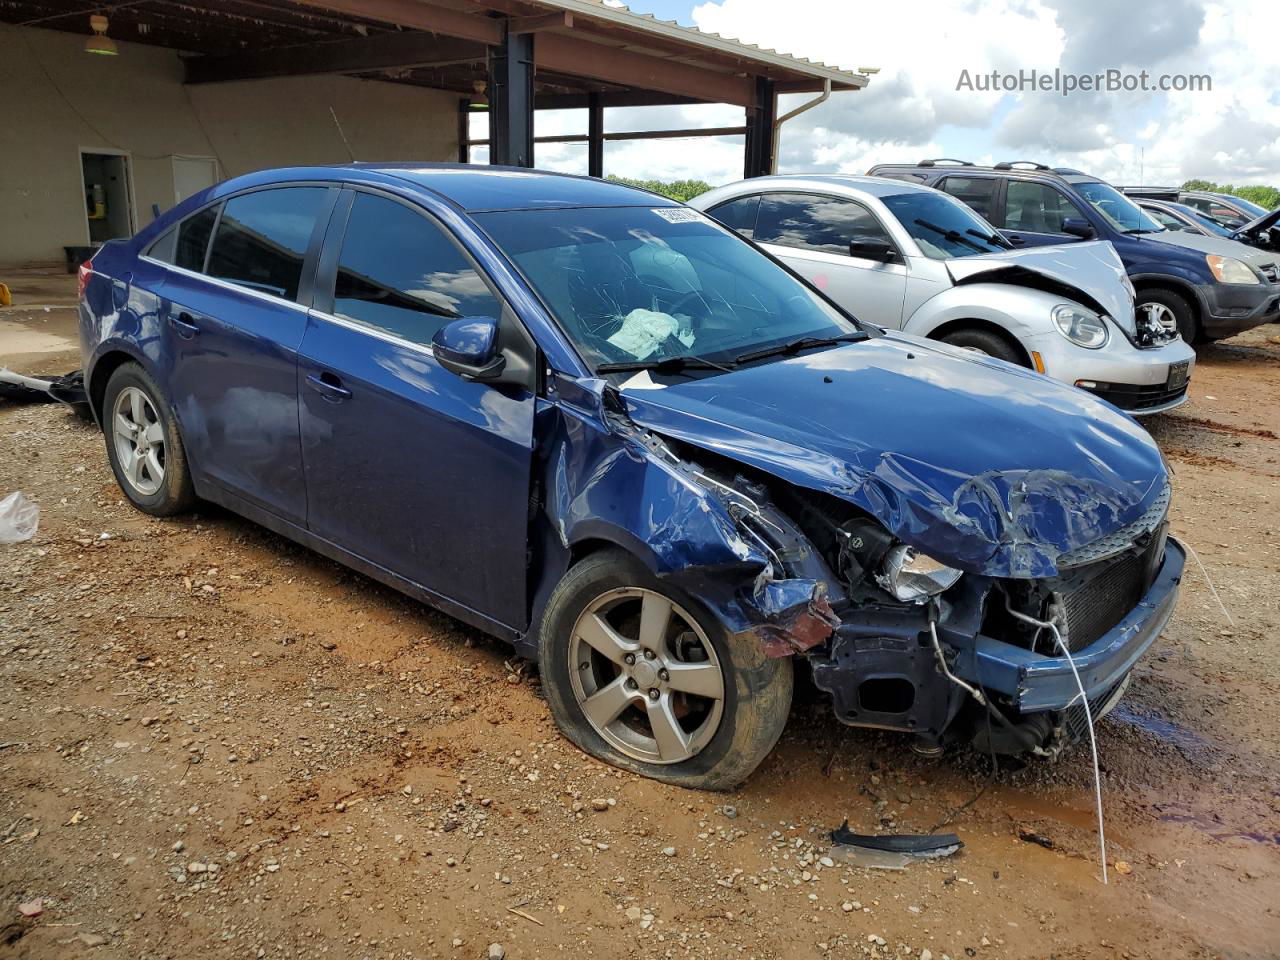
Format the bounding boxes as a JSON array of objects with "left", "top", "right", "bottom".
[{"left": 965, "top": 538, "right": 1184, "bottom": 712}]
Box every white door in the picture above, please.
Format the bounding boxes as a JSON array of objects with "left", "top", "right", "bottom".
[
  {"left": 173, "top": 156, "right": 219, "bottom": 205},
  {"left": 753, "top": 192, "right": 908, "bottom": 327}
]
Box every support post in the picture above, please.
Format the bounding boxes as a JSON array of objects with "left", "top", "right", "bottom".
[
  {"left": 743, "top": 76, "right": 777, "bottom": 178},
  {"left": 489, "top": 25, "right": 535, "bottom": 167},
  {"left": 587, "top": 92, "right": 604, "bottom": 178},
  {"left": 457, "top": 98, "right": 470, "bottom": 164}
]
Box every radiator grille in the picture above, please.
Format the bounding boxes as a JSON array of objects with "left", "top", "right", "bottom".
[{"left": 1057, "top": 546, "right": 1152, "bottom": 652}]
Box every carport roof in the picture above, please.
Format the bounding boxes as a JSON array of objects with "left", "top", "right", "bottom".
[{"left": 1, "top": 0, "right": 869, "bottom": 106}]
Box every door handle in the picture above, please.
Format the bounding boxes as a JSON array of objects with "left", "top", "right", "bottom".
[
  {"left": 306, "top": 371, "right": 352, "bottom": 402},
  {"left": 170, "top": 311, "right": 201, "bottom": 339}
]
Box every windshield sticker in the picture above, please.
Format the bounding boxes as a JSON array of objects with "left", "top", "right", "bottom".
[{"left": 653, "top": 208, "right": 703, "bottom": 224}]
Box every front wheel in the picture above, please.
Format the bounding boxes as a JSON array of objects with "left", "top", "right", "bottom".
[
  {"left": 938, "top": 327, "right": 1027, "bottom": 366},
  {"left": 1136, "top": 289, "right": 1197, "bottom": 342},
  {"left": 539, "top": 549, "right": 793, "bottom": 790}
]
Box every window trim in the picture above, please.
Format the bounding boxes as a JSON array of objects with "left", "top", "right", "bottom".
[{"left": 745, "top": 189, "right": 903, "bottom": 261}]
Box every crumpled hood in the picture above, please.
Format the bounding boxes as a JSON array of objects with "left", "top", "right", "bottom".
[
  {"left": 619, "top": 335, "right": 1168, "bottom": 579},
  {"left": 1147, "top": 228, "right": 1277, "bottom": 267},
  {"left": 944, "top": 240, "right": 1134, "bottom": 332}
]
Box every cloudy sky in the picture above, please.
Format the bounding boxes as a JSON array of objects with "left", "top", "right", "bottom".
[{"left": 478, "top": 0, "right": 1280, "bottom": 188}]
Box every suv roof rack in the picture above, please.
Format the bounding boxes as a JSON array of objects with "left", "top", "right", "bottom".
[
  {"left": 993, "top": 160, "right": 1051, "bottom": 171},
  {"left": 917, "top": 158, "right": 973, "bottom": 167},
  {"left": 1121, "top": 186, "right": 1179, "bottom": 199}
]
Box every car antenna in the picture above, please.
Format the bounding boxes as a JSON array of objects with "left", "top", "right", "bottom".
[{"left": 330, "top": 106, "right": 357, "bottom": 162}]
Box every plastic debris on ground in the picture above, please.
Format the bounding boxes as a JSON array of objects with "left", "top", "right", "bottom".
[
  {"left": 0, "top": 367, "right": 92, "bottom": 419},
  {"left": 0, "top": 491, "right": 40, "bottom": 544},
  {"left": 828, "top": 820, "right": 964, "bottom": 871}
]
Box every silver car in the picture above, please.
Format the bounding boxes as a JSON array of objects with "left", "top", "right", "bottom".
[{"left": 691, "top": 175, "right": 1196, "bottom": 415}]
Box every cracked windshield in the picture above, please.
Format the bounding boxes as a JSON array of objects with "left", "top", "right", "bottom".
[{"left": 475, "top": 206, "right": 858, "bottom": 371}]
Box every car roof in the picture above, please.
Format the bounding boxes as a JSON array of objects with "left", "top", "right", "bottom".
[
  {"left": 867, "top": 161, "right": 1100, "bottom": 185},
  {"left": 714, "top": 173, "right": 935, "bottom": 199},
  {"left": 211, "top": 163, "right": 678, "bottom": 213}
]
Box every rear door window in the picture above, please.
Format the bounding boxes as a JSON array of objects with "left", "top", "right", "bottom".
[
  {"left": 329, "top": 192, "right": 503, "bottom": 347},
  {"left": 706, "top": 195, "right": 761, "bottom": 238},
  {"left": 148, "top": 204, "right": 220, "bottom": 272},
  {"left": 938, "top": 176, "right": 998, "bottom": 219},
  {"left": 754, "top": 192, "right": 893, "bottom": 255},
  {"left": 206, "top": 187, "right": 328, "bottom": 301},
  {"left": 1003, "top": 180, "right": 1081, "bottom": 234}
]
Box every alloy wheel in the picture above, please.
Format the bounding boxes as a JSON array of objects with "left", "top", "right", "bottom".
[
  {"left": 112, "top": 386, "right": 166, "bottom": 496},
  {"left": 568, "top": 587, "right": 726, "bottom": 765},
  {"left": 1140, "top": 301, "right": 1178, "bottom": 334}
]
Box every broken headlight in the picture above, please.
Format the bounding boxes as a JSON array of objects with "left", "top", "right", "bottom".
[
  {"left": 877, "top": 544, "right": 962, "bottom": 603},
  {"left": 1052, "top": 304, "right": 1109, "bottom": 349}
]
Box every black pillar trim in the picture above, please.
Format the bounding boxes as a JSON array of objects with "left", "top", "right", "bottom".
[
  {"left": 457, "top": 98, "right": 471, "bottom": 164},
  {"left": 587, "top": 92, "right": 604, "bottom": 179},
  {"left": 489, "top": 25, "right": 535, "bottom": 168},
  {"left": 743, "top": 75, "right": 777, "bottom": 179}
]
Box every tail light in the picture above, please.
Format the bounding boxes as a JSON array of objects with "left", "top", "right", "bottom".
[{"left": 77, "top": 258, "right": 93, "bottom": 301}]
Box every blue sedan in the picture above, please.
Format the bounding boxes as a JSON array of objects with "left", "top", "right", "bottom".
[{"left": 78, "top": 165, "right": 1183, "bottom": 787}]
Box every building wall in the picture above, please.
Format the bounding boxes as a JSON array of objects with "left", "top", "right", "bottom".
[{"left": 0, "top": 23, "right": 460, "bottom": 267}]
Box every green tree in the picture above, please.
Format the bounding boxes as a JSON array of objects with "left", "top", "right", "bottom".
[
  {"left": 606, "top": 176, "right": 714, "bottom": 203},
  {"left": 1179, "top": 179, "right": 1280, "bottom": 212}
]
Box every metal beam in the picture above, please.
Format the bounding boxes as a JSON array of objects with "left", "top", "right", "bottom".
[
  {"left": 184, "top": 30, "right": 486, "bottom": 84},
  {"left": 489, "top": 24, "right": 534, "bottom": 167},
  {"left": 535, "top": 33, "right": 754, "bottom": 107},
  {"left": 468, "top": 125, "right": 747, "bottom": 147},
  {"left": 290, "top": 0, "right": 502, "bottom": 45},
  {"left": 507, "top": 11, "right": 573, "bottom": 33},
  {"left": 587, "top": 92, "right": 604, "bottom": 178},
  {"left": 535, "top": 91, "right": 703, "bottom": 110}
]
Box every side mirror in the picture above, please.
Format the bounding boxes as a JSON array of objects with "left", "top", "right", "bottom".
[
  {"left": 849, "top": 238, "right": 896, "bottom": 261},
  {"left": 432, "top": 317, "right": 506, "bottom": 381},
  {"left": 1062, "top": 217, "right": 1095, "bottom": 239}
]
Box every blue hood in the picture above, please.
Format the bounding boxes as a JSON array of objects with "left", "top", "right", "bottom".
[{"left": 618, "top": 335, "right": 1168, "bottom": 578}]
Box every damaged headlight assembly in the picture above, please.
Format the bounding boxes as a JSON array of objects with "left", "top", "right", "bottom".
[
  {"left": 876, "top": 543, "right": 963, "bottom": 602},
  {"left": 1051, "top": 304, "right": 1109, "bottom": 349}
]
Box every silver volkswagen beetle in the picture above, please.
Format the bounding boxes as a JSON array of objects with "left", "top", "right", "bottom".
[{"left": 691, "top": 175, "right": 1196, "bottom": 415}]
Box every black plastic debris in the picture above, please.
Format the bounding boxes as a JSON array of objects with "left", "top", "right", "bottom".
[
  {"left": 829, "top": 820, "right": 963, "bottom": 870},
  {"left": 0, "top": 368, "right": 92, "bottom": 420}
]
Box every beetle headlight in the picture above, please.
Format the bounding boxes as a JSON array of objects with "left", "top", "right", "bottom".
[
  {"left": 1052, "top": 304, "right": 1109, "bottom": 349},
  {"left": 877, "top": 543, "right": 962, "bottom": 603},
  {"left": 1206, "top": 254, "right": 1259, "bottom": 284}
]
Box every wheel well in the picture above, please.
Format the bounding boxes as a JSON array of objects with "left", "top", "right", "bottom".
[
  {"left": 927, "top": 319, "right": 1031, "bottom": 367},
  {"left": 568, "top": 537, "right": 625, "bottom": 568},
  {"left": 87, "top": 351, "right": 135, "bottom": 422}
]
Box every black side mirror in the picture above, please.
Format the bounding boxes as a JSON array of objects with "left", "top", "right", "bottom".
[
  {"left": 1062, "top": 218, "right": 1095, "bottom": 239},
  {"left": 432, "top": 316, "right": 506, "bottom": 381},
  {"left": 849, "top": 238, "right": 896, "bottom": 261}
]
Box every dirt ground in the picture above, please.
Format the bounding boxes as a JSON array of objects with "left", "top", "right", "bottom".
[{"left": 1, "top": 270, "right": 1278, "bottom": 960}]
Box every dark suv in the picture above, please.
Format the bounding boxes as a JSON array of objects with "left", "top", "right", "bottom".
[{"left": 867, "top": 160, "right": 1280, "bottom": 342}]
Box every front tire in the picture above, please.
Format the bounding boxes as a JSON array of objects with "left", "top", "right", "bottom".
[
  {"left": 102, "top": 363, "right": 196, "bottom": 517},
  {"left": 539, "top": 549, "right": 793, "bottom": 790},
  {"left": 1137, "top": 289, "right": 1198, "bottom": 342},
  {"left": 939, "top": 327, "right": 1027, "bottom": 366}
]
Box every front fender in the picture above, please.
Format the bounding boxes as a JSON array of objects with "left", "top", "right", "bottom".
[{"left": 902, "top": 283, "right": 1062, "bottom": 341}]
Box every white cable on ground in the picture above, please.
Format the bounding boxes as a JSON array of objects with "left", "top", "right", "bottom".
[
  {"left": 1181, "top": 540, "right": 1234, "bottom": 627},
  {"left": 1005, "top": 606, "right": 1109, "bottom": 885}
]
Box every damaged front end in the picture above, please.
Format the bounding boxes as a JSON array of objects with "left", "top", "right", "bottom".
[{"left": 530, "top": 368, "right": 1183, "bottom": 760}]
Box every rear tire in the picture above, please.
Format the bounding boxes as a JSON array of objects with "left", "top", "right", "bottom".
[
  {"left": 1136, "top": 288, "right": 1198, "bottom": 343},
  {"left": 539, "top": 549, "right": 793, "bottom": 790},
  {"left": 102, "top": 363, "right": 196, "bottom": 517},
  {"left": 939, "top": 327, "right": 1027, "bottom": 366}
]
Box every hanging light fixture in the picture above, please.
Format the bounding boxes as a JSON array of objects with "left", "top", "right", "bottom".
[
  {"left": 85, "top": 14, "right": 118, "bottom": 56},
  {"left": 471, "top": 79, "right": 489, "bottom": 106}
]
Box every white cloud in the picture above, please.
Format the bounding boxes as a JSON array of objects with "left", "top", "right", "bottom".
[{"left": 548, "top": 0, "right": 1280, "bottom": 189}]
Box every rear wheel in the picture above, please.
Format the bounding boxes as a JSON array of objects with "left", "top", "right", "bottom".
[
  {"left": 1136, "top": 289, "right": 1197, "bottom": 342},
  {"left": 539, "top": 549, "right": 793, "bottom": 790},
  {"left": 939, "top": 327, "right": 1027, "bottom": 366},
  {"left": 102, "top": 363, "right": 195, "bottom": 516}
]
